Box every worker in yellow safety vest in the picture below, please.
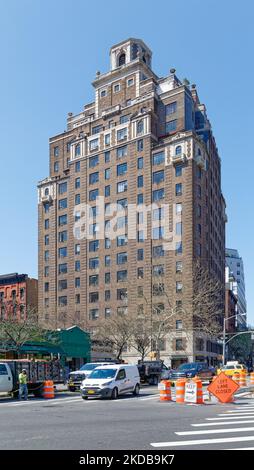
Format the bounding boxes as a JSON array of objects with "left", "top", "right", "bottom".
[{"left": 19, "top": 369, "right": 28, "bottom": 400}]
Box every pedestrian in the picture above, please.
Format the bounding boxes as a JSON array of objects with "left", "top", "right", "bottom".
[{"left": 19, "top": 369, "right": 28, "bottom": 401}]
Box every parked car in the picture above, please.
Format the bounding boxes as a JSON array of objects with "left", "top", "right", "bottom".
[
  {"left": 80, "top": 364, "right": 140, "bottom": 400},
  {"left": 68, "top": 362, "right": 115, "bottom": 391},
  {"left": 217, "top": 361, "right": 247, "bottom": 377},
  {"left": 169, "top": 362, "right": 215, "bottom": 382}
]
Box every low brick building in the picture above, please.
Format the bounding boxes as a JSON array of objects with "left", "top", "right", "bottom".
[{"left": 0, "top": 273, "right": 38, "bottom": 320}]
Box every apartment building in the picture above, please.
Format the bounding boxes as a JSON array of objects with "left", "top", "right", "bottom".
[
  {"left": 0, "top": 273, "right": 38, "bottom": 319},
  {"left": 38, "top": 38, "right": 226, "bottom": 365}
]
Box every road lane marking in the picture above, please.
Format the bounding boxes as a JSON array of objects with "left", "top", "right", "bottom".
[
  {"left": 207, "top": 416, "right": 254, "bottom": 421},
  {"left": 176, "top": 426, "right": 254, "bottom": 436},
  {"left": 217, "top": 413, "right": 254, "bottom": 417},
  {"left": 192, "top": 420, "right": 254, "bottom": 427},
  {"left": 0, "top": 397, "right": 82, "bottom": 407},
  {"left": 150, "top": 436, "right": 254, "bottom": 448},
  {"left": 224, "top": 447, "right": 254, "bottom": 450}
]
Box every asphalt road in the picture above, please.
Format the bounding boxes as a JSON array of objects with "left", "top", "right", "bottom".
[{"left": 1, "top": 387, "right": 254, "bottom": 450}]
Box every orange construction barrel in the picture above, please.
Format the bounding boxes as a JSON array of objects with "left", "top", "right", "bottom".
[
  {"left": 43, "top": 380, "right": 54, "bottom": 399},
  {"left": 176, "top": 378, "right": 186, "bottom": 404},
  {"left": 158, "top": 380, "right": 171, "bottom": 401}
]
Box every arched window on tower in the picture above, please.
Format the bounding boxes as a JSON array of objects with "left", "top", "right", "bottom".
[
  {"left": 175, "top": 145, "right": 182, "bottom": 155},
  {"left": 118, "top": 53, "right": 126, "bottom": 66}
]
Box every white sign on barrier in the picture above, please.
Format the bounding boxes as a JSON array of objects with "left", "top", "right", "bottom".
[
  {"left": 158, "top": 382, "right": 166, "bottom": 391},
  {"left": 184, "top": 382, "right": 197, "bottom": 403}
]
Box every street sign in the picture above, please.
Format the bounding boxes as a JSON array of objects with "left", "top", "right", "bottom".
[
  {"left": 184, "top": 382, "right": 197, "bottom": 403},
  {"left": 207, "top": 372, "right": 239, "bottom": 403}
]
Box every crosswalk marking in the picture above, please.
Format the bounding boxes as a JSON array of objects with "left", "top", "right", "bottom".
[
  {"left": 217, "top": 413, "right": 254, "bottom": 417},
  {"left": 192, "top": 420, "right": 254, "bottom": 427},
  {"left": 207, "top": 416, "right": 254, "bottom": 421},
  {"left": 176, "top": 426, "right": 254, "bottom": 436},
  {"left": 151, "top": 436, "right": 254, "bottom": 448}
]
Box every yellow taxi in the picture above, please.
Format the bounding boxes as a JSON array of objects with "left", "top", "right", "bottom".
[{"left": 217, "top": 361, "right": 247, "bottom": 377}]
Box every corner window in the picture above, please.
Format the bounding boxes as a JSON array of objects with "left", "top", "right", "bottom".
[{"left": 114, "top": 83, "right": 121, "bottom": 93}]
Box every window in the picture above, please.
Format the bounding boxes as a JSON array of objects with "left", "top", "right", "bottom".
[
  {"left": 117, "top": 198, "right": 128, "bottom": 209},
  {"left": 137, "top": 175, "right": 143, "bottom": 188},
  {"left": 105, "top": 185, "right": 111, "bottom": 197},
  {"left": 137, "top": 193, "right": 143, "bottom": 205},
  {"left": 89, "top": 155, "right": 99, "bottom": 168},
  {"left": 58, "top": 214, "right": 67, "bottom": 226},
  {"left": 116, "top": 145, "right": 127, "bottom": 159},
  {"left": 176, "top": 339, "right": 184, "bottom": 351},
  {"left": 117, "top": 180, "right": 128, "bottom": 193},
  {"left": 137, "top": 139, "right": 143, "bottom": 152},
  {"left": 127, "top": 78, "right": 134, "bottom": 87},
  {"left": 137, "top": 157, "right": 143, "bottom": 169},
  {"left": 176, "top": 261, "right": 183, "bottom": 273},
  {"left": 120, "top": 115, "right": 130, "bottom": 124},
  {"left": 59, "top": 247, "right": 67, "bottom": 258},
  {"left": 114, "top": 83, "right": 121, "bottom": 92},
  {"left": 75, "top": 144, "right": 81, "bottom": 157},
  {"left": 117, "top": 270, "right": 127, "bottom": 282},
  {"left": 44, "top": 251, "right": 49, "bottom": 261},
  {"left": 105, "top": 272, "right": 110, "bottom": 284},
  {"left": 54, "top": 162, "right": 59, "bottom": 172},
  {"left": 58, "top": 198, "right": 67, "bottom": 210},
  {"left": 166, "top": 120, "right": 177, "bottom": 133},
  {"left": 175, "top": 165, "right": 183, "bottom": 177},
  {"left": 75, "top": 244, "right": 80, "bottom": 255},
  {"left": 176, "top": 300, "right": 182, "bottom": 311},
  {"left": 75, "top": 295, "right": 80, "bottom": 305},
  {"left": 89, "top": 189, "right": 99, "bottom": 201},
  {"left": 75, "top": 177, "right": 80, "bottom": 189},
  {"left": 117, "top": 216, "right": 128, "bottom": 229},
  {"left": 89, "top": 309, "right": 99, "bottom": 320},
  {"left": 59, "top": 182, "right": 67, "bottom": 194},
  {"left": 44, "top": 267, "right": 49, "bottom": 277},
  {"left": 197, "top": 224, "right": 202, "bottom": 237},
  {"left": 197, "top": 185, "right": 201, "bottom": 198},
  {"left": 176, "top": 281, "right": 183, "bottom": 293},
  {"left": 117, "top": 306, "right": 128, "bottom": 316},
  {"left": 59, "top": 231, "right": 67, "bottom": 243},
  {"left": 104, "top": 151, "right": 110, "bottom": 163},
  {"left": 75, "top": 260, "right": 80, "bottom": 272},
  {"left": 166, "top": 101, "right": 177, "bottom": 115},
  {"left": 176, "top": 222, "right": 182, "bottom": 235},
  {"left": 105, "top": 308, "right": 111, "bottom": 318},
  {"left": 44, "top": 234, "right": 49, "bottom": 246},
  {"left": 89, "top": 172, "right": 99, "bottom": 185},
  {"left": 44, "top": 219, "right": 49, "bottom": 230},
  {"left": 100, "top": 89, "right": 107, "bottom": 98},
  {"left": 105, "top": 290, "right": 110, "bottom": 301},
  {"left": 153, "top": 189, "right": 164, "bottom": 201},
  {"left": 117, "top": 288, "right": 127, "bottom": 300},
  {"left": 92, "top": 125, "right": 103, "bottom": 135},
  {"left": 75, "top": 161, "right": 80, "bottom": 172},
  {"left": 137, "top": 286, "right": 143, "bottom": 298},
  {"left": 58, "top": 296, "right": 67, "bottom": 307},
  {"left": 176, "top": 203, "right": 182, "bottom": 215},
  {"left": 105, "top": 255, "right": 111, "bottom": 267},
  {"left": 138, "top": 230, "right": 144, "bottom": 242},
  {"left": 89, "top": 275, "right": 98, "bottom": 286},
  {"left": 137, "top": 249, "right": 144, "bottom": 261},
  {"left": 153, "top": 245, "right": 164, "bottom": 258},
  {"left": 175, "top": 145, "right": 182, "bottom": 155},
  {"left": 105, "top": 168, "right": 111, "bottom": 180},
  {"left": 117, "top": 234, "right": 128, "bottom": 247},
  {"left": 117, "top": 128, "right": 127, "bottom": 141},
  {"left": 117, "top": 252, "right": 127, "bottom": 265},
  {"left": 197, "top": 243, "right": 202, "bottom": 257},
  {"left": 44, "top": 298, "right": 49, "bottom": 308},
  {"left": 176, "top": 242, "right": 183, "bottom": 255},
  {"left": 59, "top": 263, "right": 67, "bottom": 275},
  {"left": 153, "top": 170, "right": 164, "bottom": 185},
  {"left": 58, "top": 279, "right": 67, "bottom": 291},
  {"left": 175, "top": 183, "right": 182, "bottom": 196},
  {"left": 75, "top": 278, "right": 80, "bottom": 288},
  {"left": 153, "top": 265, "right": 164, "bottom": 276},
  {"left": 54, "top": 146, "right": 59, "bottom": 157},
  {"left": 153, "top": 227, "right": 164, "bottom": 240},
  {"left": 89, "top": 257, "right": 99, "bottom": 269},
  {"left": 137, "top": 267, "right": 144, "bottom": 279},
  {"left": 89, "top": 240, "right": 99, "bottom": 252},
  {"left": 44, "top": 202, "right": 50, "bottom": 214},
  {"left": 74, "top": 194, "right": 80, "bottom": 205},
  {"left": 137, "top": 120, "right": 144, "bottom": 135},
  {"left": 197, "top": 205, "right": 202, "bottom": 217},
  {"left": 117, "top": 162, "right": 127, "bottom": 176},
  {"left": 152, "top": 151, "right": 164, "bottom": 166},
  {"left": 89, "top": 138, "right": 99, "bottom": 151}
]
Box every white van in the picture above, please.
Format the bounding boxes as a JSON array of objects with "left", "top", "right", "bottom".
[{"left": 80, "top": 364, "right": 140, "bottom": 400}]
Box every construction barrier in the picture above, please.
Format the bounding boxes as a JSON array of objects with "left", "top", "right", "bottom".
[
  {"left": 232, "top": 372, "right": 240, "bottom": 386},
  {"left": 239, "top": 371, "right": 247, "bottom": 387},
  {"left": 158, "top": 380, "right": 171, "bottom": 401},
  {"left": 193, "top": 377, "right": 204, "bottom": 404},
  {"left": 43, "top": 380, "right": 54, "bottom": 399},
  {"left": 176, "top": 378, "right": 186, "bottom": 404},
  {"left": 250, "top": 373, "right": 254, "bottom": 385}
]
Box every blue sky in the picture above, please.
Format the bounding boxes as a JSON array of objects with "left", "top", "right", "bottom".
[{"left": 0, "top": 0, "right": 253, "bottom": 321}]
